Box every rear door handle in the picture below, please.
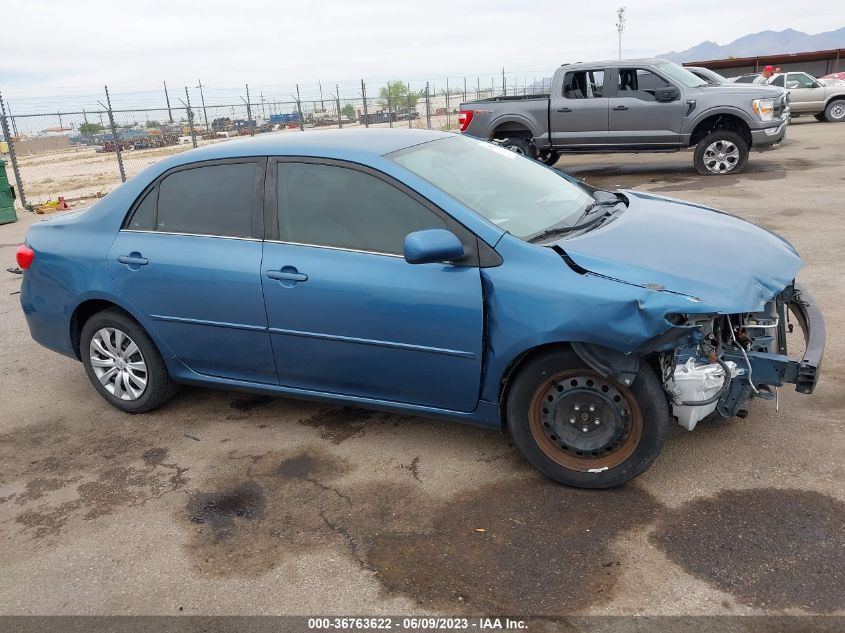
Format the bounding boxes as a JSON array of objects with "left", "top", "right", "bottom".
[
  {"left": 266, "top": 269, "right": 308, "bottom": 283},
  {"left": 612, "top": 105, "right": 629, "bottom": 111},
  {"left": 557, "top": 107, "right": 573, "bottom": 113},
  {"left": 117, "top": 254, "right": 148, "bottom": 266}
]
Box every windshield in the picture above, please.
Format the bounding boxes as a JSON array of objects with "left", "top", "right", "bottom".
[
  {"left": 694, "top": 67, "right": 727, "bottom": 84},
  {"left": 388, "top": 135, "right": 596, "bottom": 239},
  {"left": 656, "top": 61, "right": 707, "bottom": 87}
]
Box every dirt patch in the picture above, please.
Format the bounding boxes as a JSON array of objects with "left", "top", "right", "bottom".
[
  {"left": 650, "top": 488, "right": 845, "bottom": 612},
  {"left": 187, "top": 481, "right": 266, "bottom": 535},
  {"left": 298, "top": 406, "right": 375, "bottom": 444},
  {"left": 229, "top": 395, "right": 275, "bottom": 412},
  {"left": 142, "top": 447, "right": 169, "bottom": 466}
]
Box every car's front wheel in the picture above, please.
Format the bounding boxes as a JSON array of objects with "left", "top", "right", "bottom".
[
  {"left": 693, "top": 130, "right": 749, "bottom": 175},
  {"left": 81, "top": 308, "right": 178, "bottom": 413},
  {"left": 506, "top": 349, "right": 669, "bottom": 488}
]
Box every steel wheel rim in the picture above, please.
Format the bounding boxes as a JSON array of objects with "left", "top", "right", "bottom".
[
  {"left": 89, "top": 327, "right": 148, "bottom": 401},
  {"left": 703, "top": 140, "right": 740, "bottom": 173},
  {"left": 528, "top": 369, "right": 643, "bottom": 472},
  {"left": 506, "top": 143, "right": 525, "bottom": 155},
  {"left": 830, "top": 104, "right": 845, "bottom": 119}
]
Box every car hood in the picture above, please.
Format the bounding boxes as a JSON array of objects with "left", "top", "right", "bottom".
[
  {"left": 702, "top": 83, "right": 785, "bottom": 98},
  {"left": 555, "top": 191, "right": 801, "bottom": 312}
]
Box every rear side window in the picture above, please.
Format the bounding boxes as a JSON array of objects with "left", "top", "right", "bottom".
[
  {"left": 128, "top": 187, "right": 157, "bottom": 230},
  {"left": 563, "top": 70, "right": 605, "bottom": 99},
  {"left": 154, "top": 163, "right": 256, "bottom": 237},
  {"left": 276, "top": 162, "right": 446, "bottom": 255},
  {"left": 616, "top": 68, "right": 671, "bottom": 101},
  {"left": 770, "top": 75, "right": 785, "bottom": 87}
]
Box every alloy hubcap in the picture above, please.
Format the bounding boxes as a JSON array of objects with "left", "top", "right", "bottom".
[
  {"left": 703, "top": 140, "right": 740, "bottom": 173},
  {"left": 89, "top": 327, "right": 148, "bottom": 401}
]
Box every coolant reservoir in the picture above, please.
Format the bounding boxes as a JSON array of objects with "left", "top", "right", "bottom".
[{"left": 669, "top": 358, "right": 739, "bottom": 431}]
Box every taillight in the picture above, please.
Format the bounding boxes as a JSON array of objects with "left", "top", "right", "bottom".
[
  {"left": 458, "top": 110, "right": 473, "bottom": 132},
  {"left": 16, "top": 245, "right": 35, "bottom": 270}
]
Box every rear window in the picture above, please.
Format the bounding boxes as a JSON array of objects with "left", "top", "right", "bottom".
[{"left": 155, "top": 163, "right": 256, "bottom": 238}]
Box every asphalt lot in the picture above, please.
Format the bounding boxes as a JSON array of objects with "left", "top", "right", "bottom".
[{"left": 0, "top": 119, "right": 843, "bottom": 618}]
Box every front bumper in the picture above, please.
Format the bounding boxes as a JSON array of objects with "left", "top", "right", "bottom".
[
  {"left": 751, "top": 114, "right": 789, "bottom": 147},
  {"left": 717, "top": 283, "right": 825, "bottom": 415}
]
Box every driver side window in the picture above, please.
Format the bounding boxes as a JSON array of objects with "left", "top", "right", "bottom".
[{"left": 616, "top": 68, "right": 670, "bottom": 101}]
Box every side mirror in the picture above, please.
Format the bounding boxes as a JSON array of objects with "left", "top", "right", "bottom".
[
  {"left": 655, "top": 86, "right": 680, "bottom": 102},
  {"left": 404, "top": 229, "right": 464, "bottom": 265}
]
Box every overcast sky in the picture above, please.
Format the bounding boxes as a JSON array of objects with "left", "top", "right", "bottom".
[{"left": 1, "top": 0, "right": 838, "bottom": 107}]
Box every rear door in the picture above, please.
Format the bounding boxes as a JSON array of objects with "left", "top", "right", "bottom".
[
  {"left": 108, "top": 158, "right": 277, "bottom": 384},
  {"left": 609, "top": 67, "right": 684, "bottom": 146},
  {"left": 550, "top": 68, "right": 609, "bottom": 146},
  {"left": 260, "top": 158, "right": 484, "bottom": 412}
]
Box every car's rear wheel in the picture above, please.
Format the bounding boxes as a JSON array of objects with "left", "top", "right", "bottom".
[
  {"left": 693, "top": 130, "right": 749, "bottom": 175},
  {"left": 824, "top": 100, "right": 845, "bottom": 122},
  {"left": 506, "top": 349, "right": 669, "bottom": 488},
  {"left": 81, "top": 308, "right": 178, "bottom": 413},
  {"left": 498, "top": 137, "right": 536, "bottom": 159}
]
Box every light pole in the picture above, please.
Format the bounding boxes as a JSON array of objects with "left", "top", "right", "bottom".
[{"left": 616, "top": 7, "right": 626, "bottom": 60}]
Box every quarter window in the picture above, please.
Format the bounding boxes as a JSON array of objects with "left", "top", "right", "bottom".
[
  {"left": 616, "top": 68, "right": 671, "bottom": 101},
  {"left": 128, "top": 187, "right": 157, "bottom": 230},
  {"left": 563, "top": 70, "right": 605, "bottom": 99},
  {"left": 154, "top": 162, "right": 257, "bottom": 238},
  {"left": 276, "top": 163, "right": 446, "bottom": 255}
]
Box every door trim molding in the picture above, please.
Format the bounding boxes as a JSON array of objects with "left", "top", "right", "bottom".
[{"left": 150, "top": 314, "right": 268, "bottom": 332}]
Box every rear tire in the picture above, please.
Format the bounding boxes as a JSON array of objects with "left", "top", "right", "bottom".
[
  {"left": 693, "top": 130, "right": 749, "bottom": 175},
  {"left": 81, "top": 308, "right": 178, "bottom": 413},
  {"left": 506, "top": 349, "right": 669, "bottom": 488},
  {"left": 498, "top": 137, "right": 536, "bottom": 159},
  {"left": 824, "top": 100, "right": 845, "bottom": 122},
  {"left": 538, "top": 150, "right": 561, "bottom": 166}
]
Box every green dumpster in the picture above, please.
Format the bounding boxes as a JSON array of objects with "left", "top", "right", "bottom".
[{"left": 0, "top": 158, "right": 17, "bottom": 225}]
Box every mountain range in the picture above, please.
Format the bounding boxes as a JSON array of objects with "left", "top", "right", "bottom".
[{"left": 658, "top": 27, "right": 845, "bottom": 63}]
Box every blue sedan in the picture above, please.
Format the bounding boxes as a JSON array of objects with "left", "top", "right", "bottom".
[{"left": 17, "top": 129, "right": 824, "bottom": 488}]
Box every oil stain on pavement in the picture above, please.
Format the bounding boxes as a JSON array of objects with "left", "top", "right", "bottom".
[
  {"left": 182, "top": 447, "right": 661, "bottom": 613},
  {"left": 650, "top": 488, "right": 845, "bottom": 612}
]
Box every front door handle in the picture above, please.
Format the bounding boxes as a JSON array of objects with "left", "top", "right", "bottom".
[
  {"left": 117, "top": 254, "right": 148, "bottom": 266},
  {"left": 266, "top": 267, "right": 308, "bottom": 285},
  {"left": 612, "top": 105, "right": 629, "bottom": 111},
  {"left": 557, "top": 107, "right": 573, "bottom": 113}
]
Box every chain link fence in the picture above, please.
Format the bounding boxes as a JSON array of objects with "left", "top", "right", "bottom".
[{"left": 1, "top": 74, "right": 551, "bottom": 208}]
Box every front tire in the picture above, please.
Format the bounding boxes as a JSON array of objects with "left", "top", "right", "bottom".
[
  {"left": 538, "top": 150, "right": 561, "bottom": 166},
  {"left": 693, "top": 130, "right": 749, "bottom": 175},
  {"left": 506, "top": 349, "right": 669, "bottom": 488},
  {"left": 81, "top": 308, "right": 178, "bottom": 413},
  {"left": 498, "top": 137, "right": 536, "bottom": 159},
  {"left": 824, "top": 100, "right": 845, "bottom": 122}
]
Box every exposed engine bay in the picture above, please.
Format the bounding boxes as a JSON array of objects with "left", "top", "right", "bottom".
[{"left": 659, "top": 283, "right": 824, "bottom": 430}]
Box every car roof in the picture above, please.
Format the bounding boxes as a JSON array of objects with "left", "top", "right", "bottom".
[
  {"left": 159, "top": 128, "right": 453, "bottom": 167},
  {"left": 560, "top": 58, "right": 670, "bottom": 69}
]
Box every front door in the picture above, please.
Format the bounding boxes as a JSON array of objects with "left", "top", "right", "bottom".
[
  {"left": 609, "top": 67, "right": 684, "bottom": 146},
  {"left": 261, "top": 159, "right": 484, "bottom": 412},
  {"left": 784, "top": 72, "right": 827, "bottom": 113},
  {"left": 108, "top": 159, "right": 277, "bottom": 384},
  {"left": 550, "top": 68, "right": 609, "bottom": 146}
]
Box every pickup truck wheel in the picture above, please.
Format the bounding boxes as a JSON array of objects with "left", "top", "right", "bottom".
[
  {"left": 81, "top": 308, "right": 178, "bottom": 413},
  {"left": 694, "top": 130, "right": 749, "bottom": 175},
  {"left": 506, "top": 349, "right": 669, "bottom": 488},
  {"left": 538, "top": 150, "right": 560, "bottom": 166},
  {"left": 824, "top": 100, "right": 845, "bottom": 122},
  {"left": 499, "top": 138, "right": 536, "bottom": 159}
]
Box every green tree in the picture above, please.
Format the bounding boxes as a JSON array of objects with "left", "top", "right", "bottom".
[
  {"left": 145, "top": 120, "right": 162, "bottom": 129},
  {"left": 341, "top": 104, "right": 355, "bottom": 119},
  {"left": 378, "top": 80, "right": 419, "bottom": 110},
  {"left": 78, "top": 122, "right": 104, "bottom": 135}
]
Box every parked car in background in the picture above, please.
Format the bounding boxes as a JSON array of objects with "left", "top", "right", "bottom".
[
  {"left": 16, "top": 129, "right": 824, "bottom": 488},
  {"left": 729, "top": 73, "right": 767, "bottom": 84},
  {"left": 821, "top": 72, "right": 845, "bottom": 81},
  {"left": 686, "top": 66, "right": 729, "bottom": 84},
  {"left": 458, "top": 58, "right": 788, "bottom": 175},
  {"left": 768, "top": 72, "right": 845, "bottom": 121}
]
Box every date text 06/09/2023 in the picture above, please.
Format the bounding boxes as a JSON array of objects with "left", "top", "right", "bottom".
[{"left": 306, "top": 617, "right": 528, "bottom": 630}]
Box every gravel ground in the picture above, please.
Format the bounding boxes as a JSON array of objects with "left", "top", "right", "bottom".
[{"left": 0, "top": 118, "right": 842, "bottom": 618}]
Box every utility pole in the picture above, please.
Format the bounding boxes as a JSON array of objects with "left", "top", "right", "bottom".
[
  {"left": 0, "top": 90, "right": 27, "bottom": 208},
  {"left": 101, "top": 85, "right": 125, "bottom": 183},
  {"left": 163, "top": 81, "right": 173, "bottom": 123},
  {"left": 244, "top": 84, "right": 255, "bottom": 137},
  {"left": 181, "top": 88, "right": 197, "bottom": 148},
  {"left": 616, "top": 7, "right": 627, "bottom": 60},
  {"left": 361, "top": 79, "right": 369, "bottom": 128},
  {"left": 502, "top": 68, "right": 506, "bottom": 96},
  {"left": 196, "top": 79, "right": 209, "bottom": 132},
  {"left": 336, "top": 84, "right": 343, "bottom": 129},
  {"left": 319, "top": 81, "right": 325, "bottom": 111},
  {"left": 260, "top": 91, "right": 266, "bottom": 120},
  {"left": 295, "top": 84, "right": 304, "bottom": 131}
]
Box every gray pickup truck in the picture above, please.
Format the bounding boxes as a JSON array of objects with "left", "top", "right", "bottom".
[{"left": 458, "top": 58, "right": 789, "bottom": 175}]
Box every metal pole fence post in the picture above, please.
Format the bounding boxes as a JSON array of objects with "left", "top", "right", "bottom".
[
  {"left": 502, "top": 68, "right": 506, "bottom": 96},
  {"left": 407, "top": 83, "right": 412, "bottom": 128},
  {"left": 387, "top": 83, "right": 392, "bottom": 128},
  {"left": 446, "top": 77, "right": 450, "bottom": 130},
  {"left": 425, "top": 82, "right": 431, "bottom": 130},
  {"left": 164, "top": 81, "right": 174, "bottom": 123},
  {"left": 361, "top": 79, "right": 369, "bottom": 128},
  {"left": 296, "top": 84, "right": 304, "bottom": 132},
  {"left": 245, "top": 84, "right": 255, "bottom": 137},
  {"left": 183, "top": 88, "right": 197, "bottom": 148},
  {"left": 0, "top": 91, "right": 27, "bottom": 208},
  {"left": 103, "top": 86, "right": 126, "bottom": 183},
  {"left": 336, "top": 85, "right": 342, "bottom": 129},
  {"left": 197, "top": 79, "right": 209, "bottom": 132}
]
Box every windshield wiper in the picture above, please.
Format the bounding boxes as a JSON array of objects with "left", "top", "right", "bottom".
[{"left": 528, "top": 209, "right": 614, "bottom": 243}]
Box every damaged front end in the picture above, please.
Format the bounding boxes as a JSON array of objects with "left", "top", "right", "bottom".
[{"left": 659, "top": 283, "right": 825, "bottom": 430}]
